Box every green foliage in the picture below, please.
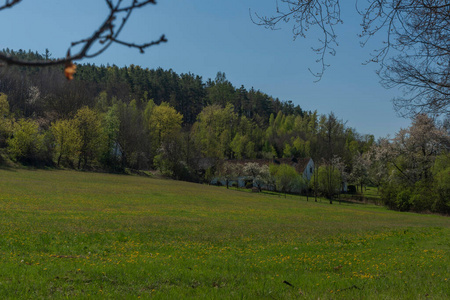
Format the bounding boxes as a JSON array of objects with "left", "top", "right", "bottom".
[
  {"left": 376, "top": 115, "right": 450, "bottom": 213},
  {"left": 116, "top": 100, "right": 148, "bottom": 169},
  {"left": 116, "top": 100, "right": 150, "bottom": 169},
  {"left": 95, "top": 91, "right": 110, "bottom": 113},
  {"left": 245, "top": 141, "right": 256, "bottom": 158},
  {"left": 0, "top": 50, "right": 380, "bottom": 192},
  {"left": 312, "top": 165, "right": 341, "bottom": 200},
  {"left": 74, "top": 107, "right": 103, "bottom": 169},
  {"left": 0, "top": 93, "right": 13, "bottom": 147},
  {"left": 0, "top": 92, "right": 9, "bottom": 117},
  {"left": 51, "top": 119, "right": 82, "bottom": 167},
  {"left": 100, "top": 104, "right": 121, "bottom": 170},
  {"left": 347, "top": 185, "right": 357, "bottom": 194},
  {"left": 148, "top": 102, "right": 183, "bottom": 145},
  {"left": 270, "top": 163, "right": 300, "bottom": 196},
  {"left": 204, "top": 167, "right": 214, "bottom": 184},
  {"left": 192, "top": 104, "right": 238, "bottom": 158},
  {"left": 231, "top": 133, "right": 255, "bottom": 159},
  {"left": 143, "top": 98, "right": 156, "bottom": 127},
  {"left": 207, "top": 72, "right": 235, "bottom": 108},
  {"left": 395, "top": 189, "right": 412, "bottom": 212},
  {"left": 292, "top": 136, "right": 310, "bottom": 157},
  {"left": 7, "top": 118, "right": 48, "bottom": 164},
  {"left": 282, "top": 143, "right": 293, "bottom": 158},
  {"left": 154, "top": 131, "right": 197, "bottom": 182},
  {"left": 431, "top": 153, "right": 450, "bottom": 213},
  {"left": 409, "top": 191, "right": 430, "bottom": 213},
  {"left": 350, "top": 153, "right": 369, "bottom": 191}
]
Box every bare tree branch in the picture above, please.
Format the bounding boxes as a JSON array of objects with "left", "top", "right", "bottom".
[
  {"left": 362, "top": 0, "right": 450, "bottom": 117},
  {"left": 256, "top": 0, "right": 450, "bottom": 115},
  {"left": 251, "top": 0, "right": 342, "bottom": 81},
  {"left": 0, "top": 0, "right": 167, "bottom": 68},
  {"left": 0, "top": 0, "right": 21, "bottom": 11}
]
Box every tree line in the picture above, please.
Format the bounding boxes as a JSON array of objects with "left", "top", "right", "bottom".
[{"left": 0, "top": 49, "right": 448, "bottom": 213}]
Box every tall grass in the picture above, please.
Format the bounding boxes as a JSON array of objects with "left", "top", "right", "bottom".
[{"left": 0, "top": 169, "right": 448, "bottom": 299}]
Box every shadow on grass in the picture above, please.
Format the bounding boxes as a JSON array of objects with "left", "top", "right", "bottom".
[
  {"left": 335, "top": 199, "right": 368, "bottom": 206},
  {"left": 0, "top": 165, "right": 17, "bottom": 172},
  {"left": 211, "top": 185, "right": 369, "bottom": 205}
]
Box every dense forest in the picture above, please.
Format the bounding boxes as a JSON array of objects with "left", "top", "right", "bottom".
[{"left": 0, "top": 49, "right": 449, "bottom": 213}]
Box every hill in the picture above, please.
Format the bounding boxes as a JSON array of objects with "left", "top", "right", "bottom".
[{"left": 0, "top": 169, "right": 448, "bottom": 298}]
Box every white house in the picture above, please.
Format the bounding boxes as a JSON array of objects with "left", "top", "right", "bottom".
[
  {"left": 297, "top": 157, "right": 314, "bottom": 181},
  {"left": 212, "top": 157, "right": 315, "bottom": 189}
]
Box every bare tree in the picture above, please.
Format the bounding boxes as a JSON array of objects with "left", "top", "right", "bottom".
[
  {"left": 253, "top": 1, "right": 450, "bottom": 116},
  {"left": 0, "top": 0, "right": 167, "bottom": 70},
  {"left": 374, "top": 2, "right": 450, "bottom": 117},
  {"left": 243, "top": 162, "right": 270, "bottom": 191},
  {"left": 251, "top": 0, "right": 342, "bottom": 80}
]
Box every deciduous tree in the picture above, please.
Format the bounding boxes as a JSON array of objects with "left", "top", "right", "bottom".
[
  {"left": 8, "top": 118, "right": 46, "bottom": 164},
  {"left": 243, "top": 162, "right": 270, "bottom": 191},
  {"left": 148, "top": 102, "right": 183, "bottom": 146},
  {"left": 218, "top": 162, "right": 239, "bottom": 189},
  {"left": 50, "top": 119, "right": 81, "bottom": 167},
  {"left": 0, "top": 93, "right": 13, "bottom": 147},
  {"left": 270, "top": 163, "right": 300, "bottom": 197},
  {"left": 375, "top": 114, "right": 450, "bottom": 212},
  {"left": 192, "top": 104, "right": 238, "bottom": 159},
  {"left": 74, "top": 106, "right": 102, "bottom": 169},
  {"left": 254, "top": 0, "right": 450, "bottom": 116},
  {"left": 315, "top": 164, "right": 341, "bottom": 203}
]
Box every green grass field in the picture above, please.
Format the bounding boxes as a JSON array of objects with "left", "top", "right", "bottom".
[{"left": 0, "top": 169, "right": 449, "bottom": 299}]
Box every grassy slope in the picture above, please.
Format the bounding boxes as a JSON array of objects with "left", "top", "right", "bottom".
[{"left": 0, "top": 169, "right": 449, "bottom": 299}]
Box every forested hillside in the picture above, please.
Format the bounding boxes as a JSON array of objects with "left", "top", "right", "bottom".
[
  {"left": 0, "top": 49, "right": 372, "bottom": 166},
  {"left": 1, "top": 49, "right": 448, "bottom": 213}
]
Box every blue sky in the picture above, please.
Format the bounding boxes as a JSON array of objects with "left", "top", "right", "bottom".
[{"left": 0, "top": 0, "right": 411, "bottom": 138}]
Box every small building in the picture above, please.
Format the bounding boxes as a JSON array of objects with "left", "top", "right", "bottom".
[
  {"left": 212, "top": 157, "right": 314, "bottom": 189},
  {"left": 281, "top": 157, "right": 314, "bottom": 181}
]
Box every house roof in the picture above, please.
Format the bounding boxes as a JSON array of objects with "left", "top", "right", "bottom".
[{"left": 294, "top": 157, "right": 313, "bottom": 174}]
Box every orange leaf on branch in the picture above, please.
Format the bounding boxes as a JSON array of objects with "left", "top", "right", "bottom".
[
  {"left": 64, "top": 61, "right": 76, "bottom": 80},
  {"left": 64, "top": 49, "right": 76, "bottom": 80}
]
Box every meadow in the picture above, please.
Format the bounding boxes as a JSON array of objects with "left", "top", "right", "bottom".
[{"left": 0, "top": 169, "right": 449, "bottom": 299}]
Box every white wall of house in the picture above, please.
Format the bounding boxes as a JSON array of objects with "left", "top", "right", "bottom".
[
  {"left": 302, "top": 159, "right": 314, "bottom": 181},
  {"left": 341, "top": 181, "right": 348, "bottom": 193},
  {"left": 211, "top": 177, "right": 248, "bottom": 188}
]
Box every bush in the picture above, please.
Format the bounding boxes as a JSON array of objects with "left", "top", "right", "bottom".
[
  {"left": 409, "top": 193, "right": 430, "bottom": 213},
  {"left": 408, "top": 183, "right": 433, "bottom": 212},
  {"left": 380, "top": 183, "right": 398, "bottom": 210},
  {"left": 7, "top": 118, "right": 52, "bottom": 166},
  {"left": 432, "top": 156, "right": 450, "bottom": 214},
  {"left": 395, "top": 190, "right": 411, "bottom": 212},
  {"left": 347, "top": 185, "right": 357, "bottom": 194}
]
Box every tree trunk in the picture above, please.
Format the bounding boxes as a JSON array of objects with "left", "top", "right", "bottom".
[{"left": 314, "top": 165, "right": 318, "bottom": 202}]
